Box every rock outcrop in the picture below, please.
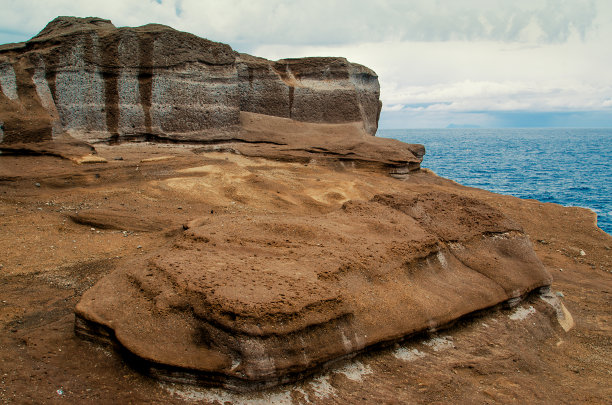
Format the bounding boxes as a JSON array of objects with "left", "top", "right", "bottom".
[
  {"left": 1, "top": 17, "right": 553, "bottom": 392},
  {"left": 75, "top": 191, "right": 552, "bottom": 391},
  {"left": 0, "top": 17, "right": 406, "bottom": 169}
]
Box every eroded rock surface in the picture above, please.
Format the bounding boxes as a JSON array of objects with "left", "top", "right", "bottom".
[
  {"left": 0, "top": 17, "right": 422, "bottom": 171},
  {"left": 0, "top": 17, "right": 396, "bottom": 162},
  {"left": 0, "top": 16, "right": 554, "bottom": 393},
  {"left": 75, "top": 191, "right": 551, "bottom": 391}
]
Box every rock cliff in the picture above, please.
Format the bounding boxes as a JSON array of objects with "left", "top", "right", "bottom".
[
  {"left": 0, "top": 17, "right": 405, "bottom": 169},
  {"left": 0, "top": 17, "right": 556, "bottom": 393}
]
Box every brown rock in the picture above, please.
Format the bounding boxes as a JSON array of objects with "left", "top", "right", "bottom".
[
  {"left": 75, "top": 191, "right": 551, "bottom": 391},
  {"left": 0, "top": 17, "right": 391, "bottom": 164},
  {"left": 69, "top": 207, "right": 170, "bottom": 232},
  {"left": 0, "top": 16, "right": 554, "bottom": 394}
]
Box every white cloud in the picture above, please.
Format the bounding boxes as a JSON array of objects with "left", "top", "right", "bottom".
[
  {"left": 383, "top": 104, "right": 405, "bottom": 112},
  {"left": 0, "top": 0, "right": 603, "bottom": 46},
  {"left": 0, "top": 0, "right": 611, "bottom": 127},
  {"left": 251, "top": 26, "right": 612, "bottom": 114}
]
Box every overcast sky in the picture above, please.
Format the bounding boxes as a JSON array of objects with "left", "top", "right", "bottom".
[{"left": 1, "top": 0, "right": 611, "bottom": 128}]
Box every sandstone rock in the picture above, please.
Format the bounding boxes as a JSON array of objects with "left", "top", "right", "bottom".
[
  {"left": 224, "top": 111, "right": 424, "bottom": 172},
  {"left": 0, "top": 133, "right": 96, "bottom": 159},
  {"left": 69, "top": 207, "right": 170, "bottom": 232},
  {"left": 0, "top": 17, "right": 238, "bottom": 143},
  {"left": 237, "top": 54, "right": 381, "bottom": 135},
  {"left": 0, "top": 17, "right": 396, "bottom": 166},
  {"left": 1, "top": 16, "right": 553, "bottom": 392},
  {"left": 75, "top": 191, "right": 551, "bottom": 391}
]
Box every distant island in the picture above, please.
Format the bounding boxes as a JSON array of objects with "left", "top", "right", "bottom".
[{"left": 446, "top": 123, "right": 481, "bottom": 128}]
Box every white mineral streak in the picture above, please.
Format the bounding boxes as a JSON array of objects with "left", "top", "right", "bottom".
[
  {"left": 509, "top": 305, "right": 536, "bottom": 321},
  {"left": 0, "top": 63, "right": 18, "bottom": 100},
  {"left": 437, "top": 251, "right": 448, "bottom": 268},
  {"left": 335, "top": 360, "right": 373, "bottom": 381},
  {"left": 423, "top": 335, "right": 455, "bottom": 352},
  {"left": 161, "top": 383, "right": 293, "bottom": 404},
  {"left": 309, "top": 374, "right": 336, "bottom": 399},
  {"left": 393, "top": 347, "right": 426, "bottom": 361}
]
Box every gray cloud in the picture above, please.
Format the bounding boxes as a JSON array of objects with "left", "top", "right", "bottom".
[
  {"left": 164, "top": 0, "right": 600, "bottom": 48},
  {"left": 0, "top": 0, "right": 609, "bottom": 127},
  {"left": 0, "top": 0, "right": 601, "bottom": 47}
]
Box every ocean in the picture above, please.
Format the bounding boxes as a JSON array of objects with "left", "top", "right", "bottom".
[{"left": 379, "top": 128, "right": 612, "bottom": 235}]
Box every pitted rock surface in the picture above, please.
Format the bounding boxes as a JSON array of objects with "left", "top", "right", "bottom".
[
  {"left": 75, "top": 191, "right": 551, "bottom": 390},
  {"left": 0, "top": 17, "right": 404, "bottom": 168}
]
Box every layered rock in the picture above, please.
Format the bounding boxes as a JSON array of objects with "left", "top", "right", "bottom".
[
  {"left": 2, "top": 17, "right": 553, "bottom": 392},
  {"left": 0, "top": 17, "right": 382, "bottom": 143},
  {"left": 75, "top": 191, "right": 552, "bottom": 391},
  {"left": 237, "top": 54, "right": 381, "bottom": 135}
]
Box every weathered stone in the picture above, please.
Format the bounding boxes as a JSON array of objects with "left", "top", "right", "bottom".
[
  {"left": 0, "top": 17, "right": 553, "bottom": 393},
  {"left": 0, "top": 17, "right": 382, "bottom": 145},
  {"left": 75, "top": 191, "right": 551, "bottom": 391}
]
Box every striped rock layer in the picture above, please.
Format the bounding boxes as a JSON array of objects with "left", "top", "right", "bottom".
[
  {"left": 75, "top": 192, "right": 552, "bottom": 391},
  {"left": 0, "top": 17, "right": 381, "bottom": 143}
]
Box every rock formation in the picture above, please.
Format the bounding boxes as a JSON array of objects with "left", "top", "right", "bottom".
[
  {"left": 0, "top": 17, "right": 412, "bottom": 170},
  {"left": 1, "top": 17, "right": 553, "bottom": 392},
  {"left": 75, "top": 191, "right": 551, "bottom": 391}
]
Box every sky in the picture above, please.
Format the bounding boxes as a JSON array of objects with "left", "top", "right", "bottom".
[{"left": 1, "top": 0, "right": 611, "bottom": 128}]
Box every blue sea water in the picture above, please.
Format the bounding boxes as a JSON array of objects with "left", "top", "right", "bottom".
[{"left": 379, "top": 128, "right": 612, "bottom": 235}]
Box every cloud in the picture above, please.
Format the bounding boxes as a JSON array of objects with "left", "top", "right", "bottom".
[
  {"left": 381, "top": 80, "right": 612, "bottom": 112},
  {"left": 378, "top": 109, "right": 612, "bottom": 129},
  {"left": 383, "top": 104, "right": 406, "bottom": 112},
  {"left": 0, "top": 0, "right": 602, "bottom": 47},
  {"left": 0, "top": 0, "right": 610, "bottom": 127},
  {"left": 252, "top": 28, "right": 612, "bottom": 116}
]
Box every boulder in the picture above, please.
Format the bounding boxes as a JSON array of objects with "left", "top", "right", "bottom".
[{"left": 75, "top": 191, "right": 551, "bottom": 391}]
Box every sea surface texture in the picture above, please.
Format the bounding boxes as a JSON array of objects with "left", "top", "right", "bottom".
[{"left": 380, "top": 128, "right": 612, "bottom": 234}]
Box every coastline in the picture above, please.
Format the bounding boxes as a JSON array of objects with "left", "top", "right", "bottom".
[
  {"left": 0, "top": 15, "right": 610, "bottom": 404},
  {"left": 0, "top": 145, "right": 610, "bottom": 403},
  {"left": 379, "top": 127, "right": 612, "bottom": 235}
]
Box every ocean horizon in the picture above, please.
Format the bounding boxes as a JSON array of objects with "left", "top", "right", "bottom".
[{"left": 379, "top": 128, "right": 612, "bottom": 235}]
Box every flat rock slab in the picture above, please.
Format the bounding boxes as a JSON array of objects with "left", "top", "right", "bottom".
[
  {"left": 75, "top": 191, "right": 551, "bottom": 391},
  {"left": 69, "top": 208, "right": 170, "bottom": 232}
]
